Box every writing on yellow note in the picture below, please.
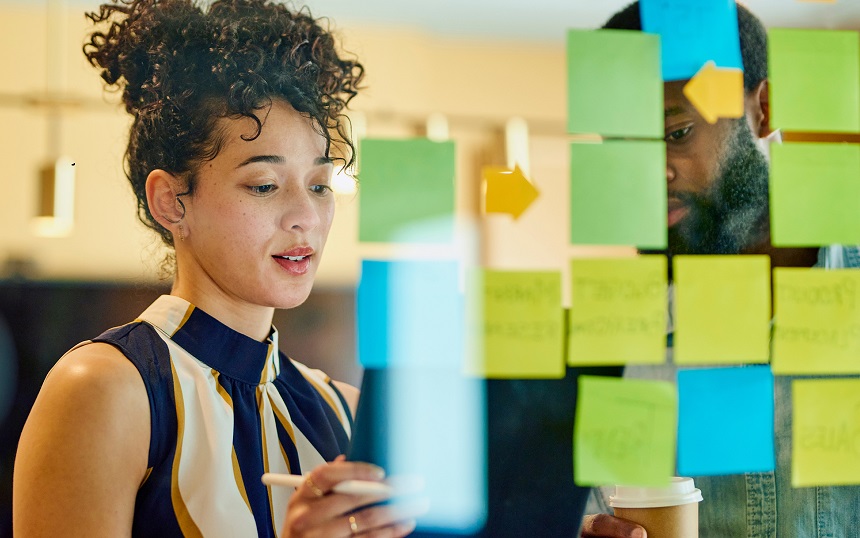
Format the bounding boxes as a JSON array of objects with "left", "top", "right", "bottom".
[
  {"left": 466, "top": 270, "right": 564, "bottom": 379},
  {"left": 772, "top": 268, "right": 860, "bottom": 374},
  {"left": 568, "top": 256, "right": 667, "bottom": 366},
  {"left": 792, "top": 378, "right": 860, "bottom": 487}
]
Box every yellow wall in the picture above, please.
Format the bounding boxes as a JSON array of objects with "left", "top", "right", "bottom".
[{"left": 0, "top": 5, "right": 616, "bottom": 286}]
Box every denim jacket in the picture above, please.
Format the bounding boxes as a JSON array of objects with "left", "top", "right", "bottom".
[{"left": 587, "top": 246, "right": 860, "bottom": 538}]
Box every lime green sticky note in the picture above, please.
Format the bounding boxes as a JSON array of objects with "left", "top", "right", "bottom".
[
  {"left": 792, "top": 378, "right": 860, "bottom": 487},
  {"left": 673, "top": 256, "right": 771, "bottom": 364},
  {"left": 574, "top": 375, "right": 676, "bottom": 487},
  {"left": 358, "top": 138, "right": 455, "bottom": 243},
  {"left": 568, "top": 30, "right": 663, "bottom": 138},
  {"left": 570, "top": 140, "right": 667, "bottom": 249},
  {"left": 568, "top": 256, "right": 667, "bottom": 365},
  {"left": 769, "top": 29, "right": 860, "bottom": 133},
  {"left": 772, "top": 268, "right": 860, "bottom": 375},
  {"left": 771, "top": 143, "right": 860, "bottom": 247},
  {"left": 466, "top": 270, "right": 564, "bottom": 379}
]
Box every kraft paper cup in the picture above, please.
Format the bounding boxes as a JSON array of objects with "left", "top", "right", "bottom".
[{"left": 609, "top": 477, "right": 703, "bottom": 538}]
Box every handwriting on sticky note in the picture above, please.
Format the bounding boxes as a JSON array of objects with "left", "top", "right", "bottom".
[
  {"left": 792, "top": 378, "right": 860, "bottom": 487},
  {"left": 772, "top": 268, "right": 860, "bottom": 374},
  {"left": 574, "top": 376, "right": 676, "bottom": 487},
  {"left": 568, "top": 257, "right": 667, "bottom": 365},
  {"left": 467, "top": 270, "right": 564, "bottom": 379}
]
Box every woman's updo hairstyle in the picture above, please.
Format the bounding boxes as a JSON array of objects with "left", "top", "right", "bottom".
[{"left": 83, "top": 0, "right": 364, "bottom": 252}]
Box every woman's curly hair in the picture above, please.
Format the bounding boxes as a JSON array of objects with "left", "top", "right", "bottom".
[{"left": 83, "top": 0, "right": 364, "bottom": 254}]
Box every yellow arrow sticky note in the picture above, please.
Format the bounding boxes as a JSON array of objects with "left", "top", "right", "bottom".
[
  {"left": 682, "top": 61, "right": 744, "bottom": 124},
  {"left": 772, "top": 268, "right": 860, "bottom": 374},
  {"left": 483, "top": 164, "right": 539, "bottom": 220},
  {"left": 568, "top": 256, "right": 667, "bottom": 366},
  {"left": 673, "top": 255, "right": 771, "bottom": 364},
  {"left": 466, "top": 270, "right": 564, "bottom": 379},
  {"left": 792, "top": 378, "right": 860, "bottom": 487}
]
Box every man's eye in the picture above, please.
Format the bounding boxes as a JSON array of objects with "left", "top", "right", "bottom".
[
  {"left": 310, "top": 184, "right": 333, "bottom": 196},
  {"left": 665, "top": 126, "right": 692, "bottom": 142},
  {"left": 249, "top": 184, "right": 276, "bottom": 195}
]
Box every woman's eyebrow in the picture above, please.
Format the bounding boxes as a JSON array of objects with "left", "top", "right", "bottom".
[{"left": 235, "top": 155, "right": 332, "bottom": 169}]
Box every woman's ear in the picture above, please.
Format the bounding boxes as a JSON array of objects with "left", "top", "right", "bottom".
[
  {"left": 745, "top": 79, "right": 771, "bottom": 139},
  {"left": 145, "top": 169, "right": 186, "bottom": 234}
]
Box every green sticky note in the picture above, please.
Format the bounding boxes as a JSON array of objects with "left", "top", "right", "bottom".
[
  {"left": 466, "top": 270, "right": 564, "bottom": 379},
  {"left": 772, "top": 268, "right": 860, "bottom": 375},
  {"left": 574, "top": 375, "right": 676, "bottom": 487},
  {"left": 568, "top": 30, "right": 663, "bottom": 138},
  {"left": 358, "top": 138, "right": 455, "bottom": 243},
  {"left": 568, "top": 256, "right": 667, "bottom": 365},
  {"left": 769, "top": 29, "right": 860, "bottom": 133},
  {"left": 792, "top": 378, "right": 860, "bottom": 487},
  {"left": 673, "top": 255, "right": 771, "bottom": 364},
  {"left": 570, "top": 140, "right": 667, "bottom": 249},
  {"left": 770, "top": 143, "right": 860, "bottom": 247}
]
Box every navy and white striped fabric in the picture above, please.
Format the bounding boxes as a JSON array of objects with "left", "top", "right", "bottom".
[{"left": 75, "top": 295, "right": 352, "bottom": 537}]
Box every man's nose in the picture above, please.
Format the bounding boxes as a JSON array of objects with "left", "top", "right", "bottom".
[{"left": 666, "top": 162, "right": 676, "bottom": 183}]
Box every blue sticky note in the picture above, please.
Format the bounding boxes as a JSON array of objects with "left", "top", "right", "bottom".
[
  {"left": 357, "top": 259, "right": 463, "bottom": 369},
  {"left": 640, "top": 0, "right": 743, "bottom": 81},
  {"left": 677, "top": 367, "right": 775, "bottom": 476}
]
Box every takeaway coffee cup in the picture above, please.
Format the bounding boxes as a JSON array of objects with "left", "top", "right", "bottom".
[{"left": 609, "top": 477, "right": 703, "bottom": 538}]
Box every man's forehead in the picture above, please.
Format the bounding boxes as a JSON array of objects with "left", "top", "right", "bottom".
[{"left": 664, "top": 80, "right": 693, "bottom": 117}]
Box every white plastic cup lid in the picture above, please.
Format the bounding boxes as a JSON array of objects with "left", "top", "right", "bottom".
[{"left": 609, "top": 477, "right": 703, "bottom": 509}]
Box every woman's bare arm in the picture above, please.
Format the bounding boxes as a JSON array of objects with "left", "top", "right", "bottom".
[{"left": 13, "top": 343, "right": 150, "bottom": 537}]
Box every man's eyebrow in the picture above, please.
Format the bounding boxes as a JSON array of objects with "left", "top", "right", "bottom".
[
  {"left": 665, "top": 105, "right": 687, "bottom": 118},
  {"left": 235, "top": 155, "right": 332, "bottom": 168}
]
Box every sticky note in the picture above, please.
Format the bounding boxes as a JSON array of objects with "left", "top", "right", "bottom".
[
  {"left": 682, "top": 61, "right": 744, "bottom": 124},
  {"left": 792, "top": 378, "right": 860, "bottom": 487},
  {"left": 570, "top": 140, "right": 667, "bottom": 249},
  {"left": 466, "top": 270, "right": 564, "bottom": 379},
  {"left": 770, "top": 143, "right": 860, "bottom": 247},
  {"left": 357, "top": 259, "right": 463, "bottom": 369},
  {"left": 772, "top": 268, "right": 860, "bottom": 374},
  {"left": 673, "top": 255, "right": 771, "bottom": 364},
  {"left": 768, "top": 29, "right": 860, "bottom": 133},
  {"left": 567, "top": 30, "right": 662, "bottom": 138},
  {"left": 568, "top": 256, "right": 667, "bottom": 366},
  {"left": 677, "top": 367, "right": 774, "bottom": 476},
  {"left": 574, "top": 375, "right": 676, "bottom": 487},
  {"left": 640, "top": 0, "right": 743, "bottom": 81},
  {"left": 358, "top": 139, "right": 455, "bottom": 243}
]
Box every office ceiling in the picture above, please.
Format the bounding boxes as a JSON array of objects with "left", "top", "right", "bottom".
[{"left": 6, "top": 0, "right": 860, "bottom": 43}]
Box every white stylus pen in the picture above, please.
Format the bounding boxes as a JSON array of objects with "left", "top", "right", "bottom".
[{"left": 261, "top": 472, "right": 394, "bottom": 496}]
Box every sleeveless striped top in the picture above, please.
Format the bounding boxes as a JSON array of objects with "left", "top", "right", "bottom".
[{"left": 84, "top": 295, "right": 353, "bottom": 537}]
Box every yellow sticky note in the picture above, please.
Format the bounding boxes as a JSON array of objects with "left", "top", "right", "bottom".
[
  {"left": 772, "top": 268, "right": 860, "bottom": 374},
  {"left": 674, "top": 255, "right": 771, "bottom": 364},
  {"left": 467, "top": 270, "right": 564, "bottom": 379},
  {"left": 683, "top": 61, "right": 744, "bottom": 124},
  {"left": 483, "top": 165, "right": 539, "bottom": 220},
  {"left": 568, "top": 256, "right": 667, "bottom": 365},
  {"left": 792, "top": 378, "right": 860, "bottom": 487}
]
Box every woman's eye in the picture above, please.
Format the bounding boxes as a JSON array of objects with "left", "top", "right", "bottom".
[
  {"left": 665, "top": 126, "right": 692, "bottom": 142},
  {"left": 249, "top": 184, "right": 276, "bottom": 195},
  {"left": 310, "top": 184, "right": 333, "bottom": 196}
]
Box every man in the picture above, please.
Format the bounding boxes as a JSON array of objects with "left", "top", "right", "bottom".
[{"left": 580, "top": 2, "right": 860, "bottom": 537}]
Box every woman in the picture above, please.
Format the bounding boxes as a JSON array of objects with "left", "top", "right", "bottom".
[{"left": 13, "top": 1, "right": 417, "bottom": 536}]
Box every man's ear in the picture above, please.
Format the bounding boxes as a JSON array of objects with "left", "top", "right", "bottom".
[
  {"left": 745, "top": 79, "right": 771, "bottom": 139},
  {"left": 145, "top": 169, "right": 186, "bottom": 231}
]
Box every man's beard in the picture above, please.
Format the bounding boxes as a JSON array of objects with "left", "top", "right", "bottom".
[{"left": 644, "top": 119, "right": 770, "bottom": 260}]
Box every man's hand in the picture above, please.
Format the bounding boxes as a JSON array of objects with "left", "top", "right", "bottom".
[{"left": 581, "top": 514, "right": 647, "bottom": 538}]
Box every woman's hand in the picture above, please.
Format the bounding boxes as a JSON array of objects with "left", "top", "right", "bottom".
[
  {"left": 581, "top": 514, "right": 647, "bottom": 538},
  {"left": 281, "top": 456, "right": 424, "bottom": 538}
]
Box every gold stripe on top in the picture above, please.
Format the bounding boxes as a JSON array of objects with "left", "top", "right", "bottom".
[
  {"left": 231, "top": 448, "right": 252, "bottom": 512},
  {"left": 139, "top": 467, "right": 154, "bottom": 488},
  {"left": 169, "top": 361, "right": 204, "bottom": 538},
  {"left": 258, "top": 387, "right": 279, "bottom": 534},
  {"left": 212, "top": 370, "right": 234, "bottom": 409},
  {"left": 296, "top": 368, "right": 345, "bottom": 427},
  {"left": 171, "top": 304, "right": 196, "bottom": 337},
  {"left": 259, "top": 343, "right": 275, "bottom": 385}
]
